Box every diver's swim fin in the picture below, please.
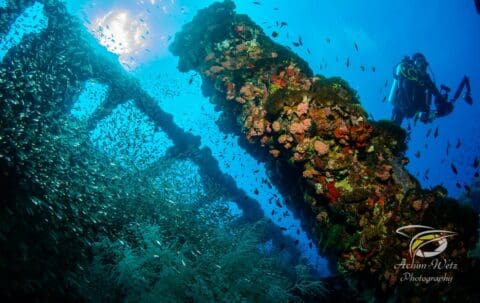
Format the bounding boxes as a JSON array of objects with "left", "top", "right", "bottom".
[
  {"left": 475, "top": 0, "right": 480, "bottom": 14},
  {"left": 452, "top": 76, "right": 473, "bottom": 105}
]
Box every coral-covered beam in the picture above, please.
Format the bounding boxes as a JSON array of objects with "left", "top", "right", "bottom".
[{"left": 170, "top": 0, "right": 478, "bottom": 296}]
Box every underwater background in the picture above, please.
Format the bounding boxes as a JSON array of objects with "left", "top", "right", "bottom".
[{"left": 0, "top": 0, "right": 479, "bottom": 302}]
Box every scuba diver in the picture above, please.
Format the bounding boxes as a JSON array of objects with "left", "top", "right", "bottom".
[{"left": 388, "top": 52, "right": 473, "bottom": 126}]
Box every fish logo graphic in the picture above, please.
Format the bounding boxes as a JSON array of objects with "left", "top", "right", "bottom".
[{"left": 396, "top": 225, "right": 457, "bottom": 262}]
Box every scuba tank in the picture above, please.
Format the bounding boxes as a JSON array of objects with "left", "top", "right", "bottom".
[
  {"left": 387, "top": 57, "right": 411, "bottom": 104},
  {"left": 388, "top": 56, "right": 426, "bottom": 109},
  {"left": 387, "top": 62, "right": 402, "bottom": 104}
]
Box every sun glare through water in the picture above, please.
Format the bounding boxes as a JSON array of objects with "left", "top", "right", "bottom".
[{"left": 90, "top": 9, "right": 150, "bottom": 69}]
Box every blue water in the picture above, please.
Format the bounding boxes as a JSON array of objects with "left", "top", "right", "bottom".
[
  {"left": 3, "top": 0, "right": 478, "bottom": 281},
  {"left": 0, "top": 2, "right": 48, "bottom": 60}
]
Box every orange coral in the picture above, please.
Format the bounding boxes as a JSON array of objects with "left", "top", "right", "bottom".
[
  {"left": 270, "top": 74, "right": 288, "bottom": 88},
  {"left": 350, "top": 122, "right": 373, "bottom": 148},
  {"left": 295, "top": 101, "right": 309, "bottom": 117},
  {"left": 314, "top": 140, "right": 329, "bottom": 156},
  {"left": 333, "top": 125, "right": 349, "bottom": 142},
  {"left": 367, "top": 197, "right": 375, "bottom": 209},
  {"left": 377, "top": 196, "right": 385, "bottom": 207},
  {"left": 289, "top": 118, "right": 311, "bottom": 135}
]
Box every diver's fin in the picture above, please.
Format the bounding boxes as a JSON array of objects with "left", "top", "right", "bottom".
[
  {"left": 475, "top": 0, "right": 480, "bottom": 14},
  {"left": 452, "top": 76, "right": 473, "bottom": 105}
]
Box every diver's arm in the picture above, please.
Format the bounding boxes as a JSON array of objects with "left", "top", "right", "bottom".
[
  {"left": 425, "top": 76, "right": 442, "bottom": 100},
  {"left": 426, "top": 76, "right": 453, "bottom": 118}
]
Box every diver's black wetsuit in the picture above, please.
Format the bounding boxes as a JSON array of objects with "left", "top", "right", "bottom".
[{"left": 389, "top": 56, "right": 450, "bottom": 126}]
